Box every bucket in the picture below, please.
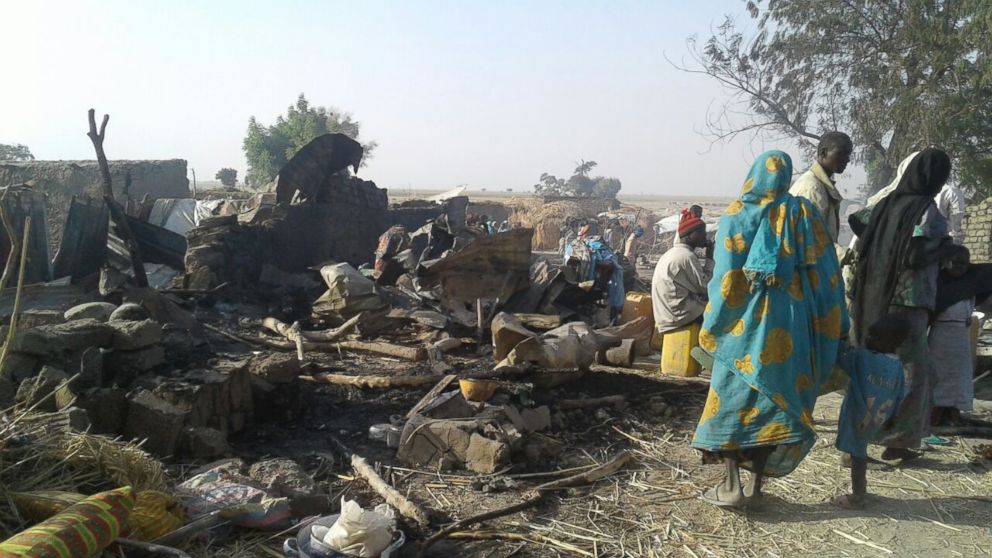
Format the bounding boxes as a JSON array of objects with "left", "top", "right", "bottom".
[
  {"left": 459, "top": 378, "right": 498, "bottom": 402},
  {"left": 283, "top": 515, "right": 405, "bottom": 558}
]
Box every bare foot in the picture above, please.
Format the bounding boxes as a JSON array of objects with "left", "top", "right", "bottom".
[
  {"left": 701, "top": 484, "right": 745, "bottom": 509},
  {"left": 881, "top": 448, "right": 921, "bottom": 461},
  {"left": 742, "top": 487, "right": 764, "bottom": 509},
  {"left": 832, "top": 493, "right": 866, "bottom": 510}
]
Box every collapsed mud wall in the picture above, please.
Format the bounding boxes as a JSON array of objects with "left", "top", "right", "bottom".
[
  {"left": 467, "top": 202, "right": 510, "bottom": 223},
  {"left": 0, "top": 160, "right": 190, "bottom": 250},
  {"left": 387, "top": 197, "right": 468, "bottom": 233}
]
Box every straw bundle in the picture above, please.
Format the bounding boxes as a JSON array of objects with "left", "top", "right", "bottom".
[{"left": 0, "top": 406, "right": 169, "bottom": 537}]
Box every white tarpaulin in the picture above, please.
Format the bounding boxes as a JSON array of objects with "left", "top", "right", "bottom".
[
  {"left": 147, "top": 199, "right": 228, "bottom": 236},
  {"left": 427, "top": 186, "right": 467, "bottom": 203},
  {"left": 147, "top": 199, "right": 197, "bottom": 235}
]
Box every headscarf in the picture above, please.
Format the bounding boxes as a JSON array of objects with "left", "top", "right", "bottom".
[
  {"left": 866, "top": 151, "right": 921, "bottom": 207},
  {"left": 851, "top": 148, "right": 951, "bottom": 344},
  {"left": 678, "top": 209, "right": 705, "bottom": 238},
  {"left": 696, "top": 150, "right": 848, "bottom": 476}
]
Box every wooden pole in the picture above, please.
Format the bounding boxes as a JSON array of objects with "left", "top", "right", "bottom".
[
  {"left": 0, "top": 194, "right": 21, "bottom": 294},
  {"left": 0, "top": 216, "right": 32, "bottom": 373},
  {"left": 328, "top": 434, "right": 430, "bottom": 527},
  {"left": 87, "top": 108, "right": 148, "bottom": 287}
]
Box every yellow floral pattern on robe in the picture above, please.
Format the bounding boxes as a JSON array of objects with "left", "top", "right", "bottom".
[
  {"left": 760, "top": 328, "right": 793, "bottom": 365},
  {"left": 734, "top": 354, "right": 755, "bottom": 374},
  {"left": 739, "top": 407, "right": 760, "bottom": 426},
  {"left": 721, "top": 269, "right": 749, "bottom": 309},
  {"left": 724, "top": 234, "right": 748, "bottom": 254},
  {"left": 700, "top": 389, "right": 720, "bottom": 424},
  {"left": 691, "top": 150, "right": 849, "bottom": 478}
]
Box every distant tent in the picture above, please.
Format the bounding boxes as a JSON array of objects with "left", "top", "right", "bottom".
[{"left": 427, "top": 186, "right": 467, "bottom": 203}]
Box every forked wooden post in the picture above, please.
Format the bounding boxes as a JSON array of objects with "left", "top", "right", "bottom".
[{"left": 86, "top": 108, "right": 148, "bottom": 287}]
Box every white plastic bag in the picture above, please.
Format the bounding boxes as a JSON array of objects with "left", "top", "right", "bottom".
[{"left": 322, "top": 498, "right": 396, "bottom": 557}]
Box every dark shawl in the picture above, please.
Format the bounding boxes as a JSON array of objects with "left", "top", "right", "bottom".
[
  {"left": 851, "top": 148, "right": 951, "bottom": 344},
  {"left": 935, "top": 263, "right": 992, "bottom": 315}
]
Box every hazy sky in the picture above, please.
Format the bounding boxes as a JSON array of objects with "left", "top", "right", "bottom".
[{"left": 0, "top": 1, "right": 864, "bottom": 198}]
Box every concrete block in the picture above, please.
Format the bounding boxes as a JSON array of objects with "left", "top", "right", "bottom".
[
  {"left": 20, "top": 310, "right": 66, "bottom": 328},
  {"left": 15, "top": 365, "right": 70, "bottom": 411},
  {"left": 248, "top": 353, "right": 300, "bottom": 384},
  {"left": 74, "top": 387, "right": 128, "bottom": 435},
  {"left": 106, "top": 346, "right": 166, "bottom": 386},
  {"left": 182, "top": 426, "right": 230, "bottom": 459},
  {"left": 124, "top": 390, "right": 187, "bottom": 457},
  {"left": 465, "top": 433, "right": 510, "bottom": 474},
  {"left": 12, "top": 319, "right": 114, "bottom": 356},
  {"left": 109, "top": 319, "right": 163, "bottom": 350}
]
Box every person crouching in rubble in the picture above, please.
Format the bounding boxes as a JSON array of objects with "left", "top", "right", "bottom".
[
  {"left": 651, "top": 209, "right": 713, "bottom": 335},
  {"left": 692, "top": 150, "right": 847, "bottom": 509},
  {"left": 564, "top": 227, "right": 625, "bottom": 325}
]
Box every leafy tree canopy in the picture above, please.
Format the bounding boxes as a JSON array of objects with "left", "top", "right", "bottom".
[
  {"left": 243, "top": 94, "right": 377, "bottom": 187},
  {"left": 215, "top": 168, "right": 238, "bottom": 188},
  {"left": 678, "top": 0, "right": 992, "bottom": 197},
  {"left": 534, "top": 160, "right": 622, "bottom": 199},
  {"left": 0, "top": 143, "right": 34, "bottom": 161}
]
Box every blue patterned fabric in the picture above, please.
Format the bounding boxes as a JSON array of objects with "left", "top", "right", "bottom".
[
  {"left": 691, "top": 150, "right": 849, "bottom": 477},
  {"left": 834, "top": 342, "right": 905, "bottom": 458}
]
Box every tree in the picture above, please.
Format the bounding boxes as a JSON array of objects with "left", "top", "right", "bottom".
[
  {"left": 0, "top": 143, "right": 34, "bottom": 161},
  {"left": 676, "top": 0, "right": 992, "bottom": 196},
  {"left": 593, "top": 177, "right": 622, "bottom": 198},
  {"left": 215, "top": 168, "right": 238, "bottom": 188},
  {"left": 243, "top": 94, "right": 377, "bottom": 186},
  {"left": 534, "top": 172, "right": 567, "bottom": 196},
  {"left": 534, "top": 160, "right": 622, "bottom": 198}
]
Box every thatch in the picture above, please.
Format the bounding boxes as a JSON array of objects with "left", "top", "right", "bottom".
[{"left": 0, "top": 405, "right": 169, "bottom": 538}]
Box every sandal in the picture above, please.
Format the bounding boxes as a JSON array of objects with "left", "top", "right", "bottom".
[{"left": 701, "top": 485, "right": 746, "bottom": 509}]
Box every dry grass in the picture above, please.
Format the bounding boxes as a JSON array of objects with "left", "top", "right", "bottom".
[
  {"left": 385, "top": 387, "right": 992, "bottom": 557},
  {"left": 0, "top": 402, "right": 169, "bottom": 538}
]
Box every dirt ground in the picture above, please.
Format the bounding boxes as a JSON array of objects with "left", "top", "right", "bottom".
[{"left": 198, "top": 321, "right": 992, "bottom": 558}]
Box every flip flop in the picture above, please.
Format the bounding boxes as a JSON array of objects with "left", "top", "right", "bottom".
[
  {"left": 881, "top": 448, "right": 922, "bottom": 462},
  {"left": 923, "top": 435, "right": 951, "bottom": 446},
  {"left": 700, "top": 485, "right": 746, "bottom": 509}
]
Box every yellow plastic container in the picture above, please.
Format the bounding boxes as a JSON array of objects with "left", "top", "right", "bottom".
[
  {"left": 660, "top": 322, "right": 702, "bottom": 377},
  {"left": 620, "top": 292, "right": 653, "bottom": 326}
]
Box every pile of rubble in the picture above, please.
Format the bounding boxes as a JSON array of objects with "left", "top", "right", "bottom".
[{"left": 0, "top": 129, "right": 664, "bottom": 557}]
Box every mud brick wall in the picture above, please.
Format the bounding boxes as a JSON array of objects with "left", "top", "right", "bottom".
[
  {"left": 267, "top": 176, "right": 389, "bottom": 270},
  {"left": 386, "top": 196, "right": 468, "bottom": 233},
  {"left": 467, "top": 202, "right": 510, "bottom": 223},
  {"left": 964, "top": 198, "right": 992, "bottom": 263},
  {"left": 0, "top": 160, "right": 190, "bottom": 251}
]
